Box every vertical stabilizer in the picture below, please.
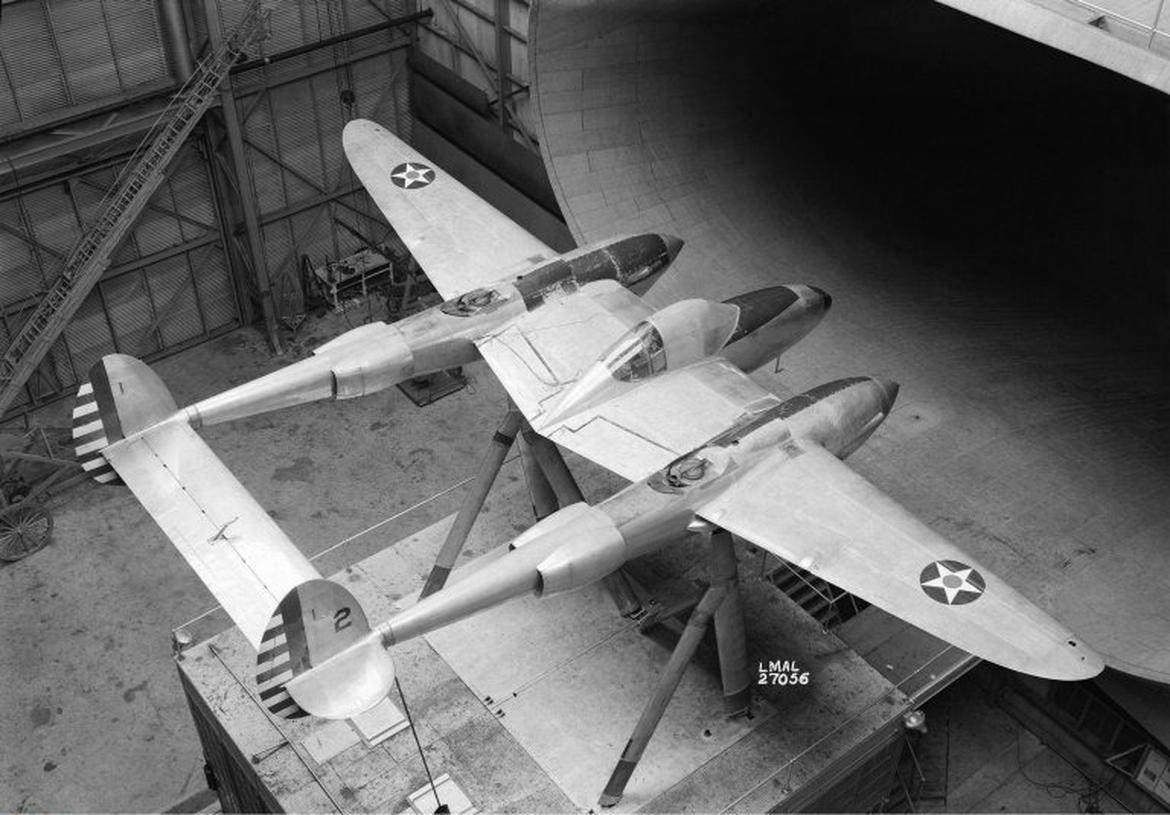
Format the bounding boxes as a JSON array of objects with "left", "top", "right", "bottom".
[
  {"left": 73, "top": 354, "right": 178, "bottom": 485},
  {"left": 257, "top": 579, "right": 395, "bottom": 720}
]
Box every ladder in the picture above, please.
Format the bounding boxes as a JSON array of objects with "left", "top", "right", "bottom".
[{"left": 0, "top": 1, "right": 273, "bottom": 418}]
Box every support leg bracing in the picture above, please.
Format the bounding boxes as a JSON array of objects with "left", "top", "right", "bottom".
[
  {"left": 599, "top": 583, "right": 728, "bottom": 807},
  {"left": 420, "top": 408, "right": 522, "bottom": 597},
  {"left": 516, "top": 429, "right": 558, "bottom": 521},
  {"left": 599, "top": 523, "right": 753, "bottom": 806},
  {"left": 704, "top": 523, "right": 752, "bottom": 715}
]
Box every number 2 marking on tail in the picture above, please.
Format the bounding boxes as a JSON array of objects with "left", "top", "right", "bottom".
[{"left": 333, "top": 607, "right": 352, "bottom": 632}]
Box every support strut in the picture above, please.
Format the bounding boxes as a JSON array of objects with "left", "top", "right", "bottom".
[
  {"left": 704, "top": 522, "right": 752, "bottom": 715},
  {"left": 600, "top": 583, "right": 727, "bottom": 807},
  {"left": 420, "top": 407, "right": 522, "bottom": 598},
  {"left": 518, "top": 423, "right": 583, "bottom": 506},
  {"left": 516, "top": 429, "right": 558, "bottom": 521},
  {"left": 598, "top": 523, "right": 751, "bottom": 807}
]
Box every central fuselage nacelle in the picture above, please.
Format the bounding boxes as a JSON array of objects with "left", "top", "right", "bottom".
[
  {"left": 184, "top": 233, "right": 682, "bottom": 427},
  {"left": 378, "top": 376, "right": 898, "bottom": 647},
  {"left": 538, "top": 284, "right": 831, "bottom": 428}
]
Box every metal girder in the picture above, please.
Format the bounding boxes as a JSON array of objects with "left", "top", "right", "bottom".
[
  {"left": 71, "top": 170, "right": 214, "bottom": 236},
  {"left": 203, "top": 0, "right": 280, "bottom": 354},
  {"left": 240, "top": 136, "right": 330, "bottom": 198},
  {"left": 232, "top": 35, "right": 413, "bottom": 127},
  {"left": 426, "top": 0, "right": 537, "bottom": 144},
  {"left": 0, "top": 221, "right": 66, "bottom": 262},
  {"left": 446, "top": 0, "right": 528, "bottom": 45},
  {"left": 132, "top": 241, "right": 221, "bottom": 355},
  {"left": 0, "top": 0, "right": 274, "bottom": 417},
  {"left": 230, "top": 11, "right": 431, "bottom": 75},
  {"left": 495, "top": 0, "right": 511, "bottom": 132},
  {"left": 0, "top": 79, "right": 176, "bottom": 172}
]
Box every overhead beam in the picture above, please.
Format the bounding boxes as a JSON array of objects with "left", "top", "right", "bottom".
[{"left": 231, "top": 11, "right": 432, "bottom": 73}]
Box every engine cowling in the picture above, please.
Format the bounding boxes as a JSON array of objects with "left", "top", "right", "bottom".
[
  {"left": 316, "top": 322, "right": 415, "bottom": 399},
  {"left": 535, "top": 504, "right": 628, "bottom": 596}
]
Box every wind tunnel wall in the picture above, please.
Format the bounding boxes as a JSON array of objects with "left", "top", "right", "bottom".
[{"left": 530, "top": 0, "right": 1170, "bottom": 683}]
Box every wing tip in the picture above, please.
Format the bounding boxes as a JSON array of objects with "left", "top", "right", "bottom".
[
  {"left": 1007, "top": 634, "right": 1105, "bottom": 682},
  {"left": 1053, "top": 637, "right": 1106, "bottom": 681},
  {"left": 342, "top": 118, "right": 393, "bottom": 152}
]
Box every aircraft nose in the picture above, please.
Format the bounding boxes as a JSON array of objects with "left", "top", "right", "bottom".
[
  {"left": 662, "top": 234, "right": 685, "bottom": 263},
  {"left": 808, "top": 286, "right": 832, "bottom": 312},
  {"left": 873, "top": 378, "right": 899, "bottom": 414}
]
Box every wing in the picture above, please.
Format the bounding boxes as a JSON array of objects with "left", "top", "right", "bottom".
[
  {"left": 473, "top": 283, "right": 782, "bottom": 482},
  {"left": 103, "top": 421, "right": 320, "bottom": 648},
  {"left": 539, "top": 356, "right": 782, "bottom": 481},
  {"left": 696, "top": 441, "right": 1102, "bottom": 680},
  {"left": 342, "top": 118, "right": 555, "bottom": 300}
]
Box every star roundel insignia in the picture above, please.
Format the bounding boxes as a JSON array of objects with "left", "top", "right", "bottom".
[
  {"left": 919, "top": 559, "right": 986, "bottom": 605},
  {"left": 390, "top": 162, "right": 435, "bottom": 189}
]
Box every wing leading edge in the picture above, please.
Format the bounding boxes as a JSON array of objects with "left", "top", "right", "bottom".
[{"left": 697, "top": 441, "right": 1103, "bottom": 680}]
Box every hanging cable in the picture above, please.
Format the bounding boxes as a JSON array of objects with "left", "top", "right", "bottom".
[{"left": 395, "top": 675, "right": 447, "bottom": 813}]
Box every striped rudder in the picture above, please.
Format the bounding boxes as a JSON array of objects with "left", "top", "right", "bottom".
[
  {"left": 256, "top": 579, "right": 395, "bottom": 721},
  {"left": 72, "top": 381, "right": 122, "bottom": 485},
  {"left": 256, "top": 604, "right": 309, "bottom": 719},
  {"left": 72, "top": 354, "right": 179, "bottom": 486}
]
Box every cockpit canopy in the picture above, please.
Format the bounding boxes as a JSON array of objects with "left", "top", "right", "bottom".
[
  {"left": 605, "top": 323, "right": 667, "bottom": 382},
  {"left": 600, "top": 299, "right": 740, "bottom": 382}
]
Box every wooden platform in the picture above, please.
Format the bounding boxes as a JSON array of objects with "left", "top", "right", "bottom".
[{"left": 177, "top": 509, "right": 912, "bottom": 812}]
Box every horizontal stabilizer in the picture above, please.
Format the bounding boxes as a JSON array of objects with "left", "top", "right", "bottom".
[
  {"left": 284, "top": 638, "right": 395, "bottom": 720},
  {"left": 101, "top": 413, "right": 321, "bottom": 648}
]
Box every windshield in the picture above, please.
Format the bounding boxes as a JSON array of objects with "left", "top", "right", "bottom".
[{"left": 604, "top": 322, "right": 666, "bottom": 382}]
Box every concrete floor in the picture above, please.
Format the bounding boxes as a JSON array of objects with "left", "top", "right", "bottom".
[{"left": 530, "top": 0, "right": 1170, "bottom": 683}]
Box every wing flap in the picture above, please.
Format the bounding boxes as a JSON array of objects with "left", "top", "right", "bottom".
[
  {"left": 542, "top": 358, "right": 782, "bottom": 481},
  {"left": 475, "top": 281, "right": 654, "bottom": 420},
  {"left": 343, "top": 119, "right": 553, "bottom": 299},
  {"left": 103, "top": 421, "right": 320, "bottom": 648},
  {"left": 697, "top": 442, "right": 1102, "bottom": 680}
]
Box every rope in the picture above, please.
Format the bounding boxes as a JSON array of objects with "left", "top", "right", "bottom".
[{"left": 396, "top": 675, "right": 445, "bottom": 813}]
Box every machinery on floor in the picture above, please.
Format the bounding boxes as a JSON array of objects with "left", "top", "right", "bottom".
[{"left": 0, "top": 426, "right": 84, "bottom": 561}]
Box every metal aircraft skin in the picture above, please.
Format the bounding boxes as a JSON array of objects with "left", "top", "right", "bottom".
[{"left": 74, "top": 119, "right": 1102, "bottom": 724}]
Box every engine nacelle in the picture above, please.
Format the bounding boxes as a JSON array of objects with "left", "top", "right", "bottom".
[
  {"left": 719, "top": 284, "right": 831, "bottom": 373},
  {"left": 780, "top": 377, "right": 898, "bottom": 458},
  {"left": 317, "top": 322, "right": 415, "bottom": 399},
  {"left": 535, "top": 504, "right": 628, "bottom": 596}
]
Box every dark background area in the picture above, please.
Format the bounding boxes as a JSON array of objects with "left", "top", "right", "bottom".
[{"left": 720, "top": 0, "right": 1168, "bottom": 347}]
